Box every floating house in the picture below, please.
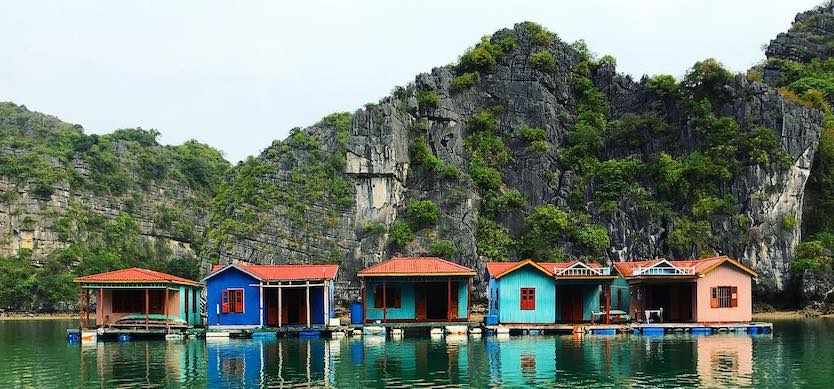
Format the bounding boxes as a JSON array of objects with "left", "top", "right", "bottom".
[
  {"left": 612, "top": 256, "right": 756, "bottom": 323},
  {"left": 485, "top": 260, "right": 624, "bottom": 325},
  {"left": 358, "top": 257, "right": 475, "bottom": 324},
  {"left": 204, "top": 263, "right": 338, "bottom": 329},
  {"left": 74, "top": 268, "right": 202, "bottom": 332}
]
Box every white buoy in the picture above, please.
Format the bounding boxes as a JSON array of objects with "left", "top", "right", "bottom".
[
  {"left": 496, "top": 327, "right": 510, "bottom": 335},
  {"left": 445, "top": 325, "right": 468, "bottom": 335},
  {"left": 205, "top": 331, "right": 231, "bottom": 338},
  {"left": 430, "top": 328, "right": 444, "bottom": 335},
  {"left": 165, "top": 334, "right": 183, "bottom": 341},
  {"left": 470, "top": 327, "right": 482, "bottom": 335}
]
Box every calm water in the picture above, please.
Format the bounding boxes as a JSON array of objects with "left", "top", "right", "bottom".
[{"left": 1, "top": 320, "right": 833, "bottom": 388}]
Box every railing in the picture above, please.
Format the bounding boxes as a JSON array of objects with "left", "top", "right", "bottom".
[
  {"left": 557, "top": 267, "right": 611, "bottom": 277},
  {"left": 633, "top": 266, "right": 695, "bottom": 276}
]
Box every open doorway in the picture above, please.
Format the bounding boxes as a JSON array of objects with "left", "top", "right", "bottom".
[
  {"left": 415, "top": 282, "right": 457, "bottom": 321},
  {"left": 559, "top": 285, "right": 584, "bottom": 322},
  {"left": 644, "top": 283, "right": 693, "bottom": 322}
]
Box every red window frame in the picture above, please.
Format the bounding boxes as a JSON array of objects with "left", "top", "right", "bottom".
[
  {"left": 520, "top": 288, "right": 536, "bottom": 310},
  {"left": 222, "top": 289, "right": 244, "bottom": 314}
]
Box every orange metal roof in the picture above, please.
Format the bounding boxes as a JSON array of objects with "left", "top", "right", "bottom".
[
  {"left": 74, "top": 267, "right": 200, "bottom": 286},
  {"left": 358, "top": 257, "right": 475, "bottom": 277},
  {"left": 612, "top": 256, "right": 756, "bottom": 278},
  {"left": 208, "top": 263, "right": 338, "bottom": 281},
  {"left": 486, "top": 260, "right": 604, "bottom": 278}
]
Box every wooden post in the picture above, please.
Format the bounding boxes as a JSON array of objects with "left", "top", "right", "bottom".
[
  {"left": 79, "top": 285, "right": 84, "bottom": 330},
  {"left": 361, "top": 280, "right": 366, "bottom": 325},
  {"left": 467, "top": 278, "right": 472, "bottom": 321},
  {"left": 164, "top": 287, "right": 169, "bottom": 332},
  {"left": 278, "top": 283, "right": 283, "bottom": 327},
  {"left": 323, "top": 282, "right": 329, "bottom": 326},
  {"left": 85, "top": 289, "right": 91, "bottom": 326},
  {"left": 185, "top": 288, "right": 189, "bottom": 324},
  {"left": 605, "top": 284, "right": 611, "bottom": 325},
  {"left": 145, "top": 288, "right": 149, "bottom": 330},
  {"left": 98, "top": 288, "right": 103, "bottom": 326},
  {"left": 259, "top": 283, "right": 264, "bottom": 328},
  {"left": 382, "top": 280, "right": 387, "bottom": 323},
  {"left": 305, "top": 281, "right": 311, "bottom": 328},
  {"left": 447, "top": 278, "right": 452, "bottom": 322}
]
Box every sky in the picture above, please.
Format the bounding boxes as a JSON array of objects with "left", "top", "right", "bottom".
[{"left": 0, "top": 0, "right": 822, "bottom": 163}]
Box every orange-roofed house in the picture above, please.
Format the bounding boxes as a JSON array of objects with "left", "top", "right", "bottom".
[
  {"left": 203, "top": 263, "right": 338, "bottom": 329},
  {"left": 612, "top": 256, "right": 757, "bottom": 323},
  {"left": 74, "top": 268, "right": 202, "bottom": 332},
  {"left": 357, "top": 257, "right": 476, "bottom": 324}
]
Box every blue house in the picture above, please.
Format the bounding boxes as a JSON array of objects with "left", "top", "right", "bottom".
[
  {"left": 204, "top": 263, "right": 338, "bottom": 329},
  {"left": 486, "top": 260, "right": 621, "bottom": 325},
  {"left": 358, "top": 257, "right": 475, "bottom": 323}
]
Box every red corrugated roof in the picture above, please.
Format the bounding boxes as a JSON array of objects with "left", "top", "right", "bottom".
[
  {"left": 612, "top": 256, "right": 756, "bottom": 277},
  {"left": 358, "top": 257, "right": 475, "bottom": 276},
  {"left": 209, "top": 263, "right": 338, "bottom": 281},
  {"left": 74, "top": 267, "right": 200, "bottom": 286}
]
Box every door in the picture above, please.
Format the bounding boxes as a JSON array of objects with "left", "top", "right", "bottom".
[
  {"left": 267, "top": 290, "right": 278, "bottom": 326},
  {"left": 449, "top": 282, "right": 459, "bottom": 320},
  {"left": 561, "top": 286, "right": 584, "bottom": 322},
  {"left": 415, "top": 284, "right": 427, "bottom": 321}
]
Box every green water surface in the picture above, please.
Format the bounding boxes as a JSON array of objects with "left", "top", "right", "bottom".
[{"left": 1, "top": 319, "right": 833, "bottom": 388}]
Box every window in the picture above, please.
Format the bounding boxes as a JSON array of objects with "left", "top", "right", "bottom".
[
  {"left": 520, "top": 288, "right": 536, "bottom": 310},
  {"left": 112, "top": 290, "right": 163, "bottom": 313},
  {"left": 710, "top": 286, "right": 738, "bottom": 308},
  {"left": 222, "top": 289, "right": 244, "bottom": 313},
  {"left": 373, "top": 286, "right": 401, "bottom": 308}
]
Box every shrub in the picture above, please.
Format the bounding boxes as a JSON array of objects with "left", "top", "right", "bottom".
[
  {"left": 645, "top": 74, "right": 681, "bottom": 99},
  {"left": 451, "top": 72, "right": 480, "bottom": 91},
  {"left": 528, "top": 140, "right": 550, "bottom": 153},
  {"left": 598, "top": 55, "right": 617, "bottom": 68},
  {"left": 590, "top": 159, "right": 644, "bottom": 202},
  {"left": 457, "top": 36, "right": 507, "bottom": 74},
  {"left": 609, "top": 112, "right": 668, "bottom": 149},
  {"left": 576, "top": 224, "right": 610, "bottom": 256},
  {"left": 416, "top": 89, "right": 441, "bottom": 109},
  {"left": 465, "top": 132, "right": 509, "bottom": 167},
  {"left": 389, "top": 221, "right": 414, "bottom": 247},
  {"left": 429, "top": 240, "right": 456, "bottom": 258},
  {"left": 363, "top": 221, "right": 387, "bottom": 237},
  {"left": 519, "top": 125, "right": 547, "bottom": 141},
  {"left": 483, "top": 189, "right": 526, "bottom": 215},
  {"left": 469, "top": 157, "right": 503, "bottom": 191},
  {"left": 468, "top": 109, "right": 498, "bottom": 134},
  {"left": 783, "top": 214, "right": 799, "bottom": 230},
  {"left": 668, "top": 218, "right": 714, "bottom": 257},
  {"left": 530, "top": 51, "right": 556, "bottom": 72},
  {"left": 793, "top": 240, "right": 826, "bottom": 272},
  {"left": 683, "top": 58, "right": 734, "bottom": 103},
  {"left": 520, "top": 21, "right": 554, "bottom": 46},
  {"left": 691, "top": 195, "right": 735, "bottom": 218},
  {"left": 476, "top": 216, "right": 514, "bottom": 259},
  {"left": 411, "top": 137, "right": 444, "bottom": 173},
  {"left": 405, "top": 199, "right": 439, "bottom": 227}
]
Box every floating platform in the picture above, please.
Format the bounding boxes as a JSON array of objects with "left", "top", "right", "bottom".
[{"left": 484, "top": 322, "right": 773, "bottom": 336}]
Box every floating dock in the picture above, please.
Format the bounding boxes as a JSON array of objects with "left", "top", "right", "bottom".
[{"left": 484, "top": 322, "right": 773, "bottom": 336}]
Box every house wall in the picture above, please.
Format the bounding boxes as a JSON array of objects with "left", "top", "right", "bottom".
[
  {"left": 497, "top": 267, "right": 556, "bottom": 324},
  {"left": 611, "top": 277, "right": 630, "bottom": 313},
  {"left": 695, "top": 264, "right": 753, "bottom": 322},
  {"left": 365, "top": 282, "right": 415, "bottom": 320},
  {"left": 206, "top": 267, "right": 261, "bottom": 327}
]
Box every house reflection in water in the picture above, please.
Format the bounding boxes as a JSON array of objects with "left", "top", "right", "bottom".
[
  {"left": 80, "top": 340, "right": 205, "bottom": 386},
  {"left": 486, "top": 337, "right": 556, "bottom": 386},
  {"left": 207, "top": 338, "right": 335, "bottom": 387},
  {"left": 696, "top": 335, "right": 753, "bottom": 387}
]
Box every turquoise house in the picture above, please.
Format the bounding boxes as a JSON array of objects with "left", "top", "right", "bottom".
[
  {"left": 358, "top": 257, "right": 475, "bottom": 323},
  {"left": 486, "top": 260, "right": 622, "bottom": 324}
]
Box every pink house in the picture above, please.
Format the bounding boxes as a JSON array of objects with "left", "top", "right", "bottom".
[{"left": 613, "top": 256, "right": 756, "bottom": 323}]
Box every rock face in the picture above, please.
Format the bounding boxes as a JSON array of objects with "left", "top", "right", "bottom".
[{"left": 203, "top": 19, "right": 825, "bottom": 304}]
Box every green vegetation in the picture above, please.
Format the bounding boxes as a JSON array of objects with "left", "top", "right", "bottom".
[
  {"left": 529, "top": 51, "right": 556, "bottom": 72},
  {"left": 429, "top": 240, "right": 456, "bottom": 258},
  {"left": 476, "top": 216, "right": 514, "bottom": 259},
  {"left": 520, "top": 21, "right": 555, "bottom": 46},
  {"left": 451, "top": 72, "right": 480, "bottom": 91},
  {"left": 363, "top": 221, "right": 387, "bottom": 237},
  {"left": 405, "top": 199, "right": 440, "bottom": 228},
  {"left": 410, "top": 136, "right": 459, "bottom": 179},
  {"left": 389, "top": 221, "right": 414, "bottom": 248},
  {"left": 783, "top": 214, "right": 799, "bottom": 230},
  {"left": 519, "top": 205, "right": 610, "bottom": 259},
  {"left": 416, "top": 89, "right": 441, "bottom": 109}
]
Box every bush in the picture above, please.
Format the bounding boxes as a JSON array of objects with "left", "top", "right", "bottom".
[
  {"left": 468, "top": 109, "right": 498, "bottom": 134},
  {"left": 457, "top": 36, "right": 508, "bottom": 74},
  {"left": 483, "top": 189, "right": 526, "bottom": 216},
  {"left": 683, "top": 58, "right": 734, "bottom": 102},
  {"left": 575, "top": 224, "right": 610, "bottom": 256},
  {"left": 389, "top": 221, "right": 414, "bottom": 247},
  {"left": 737, "top": 126, "right": 790, "bottom": 167},
  {"left": 645, "top": 74, "right": 682, "bottom": 99},
  {"left": 668, "top": 218, "right": 714, "bottom": 257},
  {"left": 528, "top": 140, "right": 550, "bottom": 153},
  {"left": 691, "top": 195, "right": 735, "bottom": 218},
  {"left": 405, "top": 199, "right": 439, "bottom": 227},
  {"left": 451, "top": 72, "right": 480, "bottom": 91},
  {"left": 793, "top": 241, "right": 826, "bottom": 272},
  {"left": 416, "top": 89, "right": 441, "bottom": 109},
  {"left": 363, "top": 221, "right": 387, "bottom": 237},
  {"left": 530, "top": 51, "right": 556, "bottom": 73},
  {"left": 429, "top": 240, "right": 456, "bottom": 258},
  {"left": 783, "top": 214, "right": 799, "bottom": 230},
  {"left": 519, "top": 125, "right": 547, "bottom": 141},
  {"left": 520, "top": 21, "right": 554, "bottom": 46},
  {"left": 469, "top": 157, "right": 503, "bottom": 191},
  {"left": 590, "top": 159, "right": 644, "bottom": 202},
  {"left": 476, "top": 216, "right": 514, "bottom": 259}
]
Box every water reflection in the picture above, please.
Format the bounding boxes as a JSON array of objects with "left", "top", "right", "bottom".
[{"left": 696, "top": 335, "right": 753, "bottom": 388}]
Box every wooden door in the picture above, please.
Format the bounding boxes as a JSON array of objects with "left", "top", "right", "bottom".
[
  {"left": 267, "top": 290, "right": 278, "bottom": 326},
  {"left": 415, "top": 284, "right": 427, "bottom": 321},
  {"left": 449, "top": 282, "right": 459, "bottom": 320},
  {"left": 561, "top": 286, "right": 584, "bottom": 322}
]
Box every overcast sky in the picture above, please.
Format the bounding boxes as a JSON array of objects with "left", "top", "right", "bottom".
[{"left": 0, "top": 0, "right": 822, "bottom": 162}]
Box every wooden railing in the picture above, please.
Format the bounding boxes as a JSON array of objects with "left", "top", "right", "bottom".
[
  {"left": 557, "top": 267, "right": 611, "bottom": 277},
  {"left": 633, "top": 266, "right": 695, "bottom": 276}
]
